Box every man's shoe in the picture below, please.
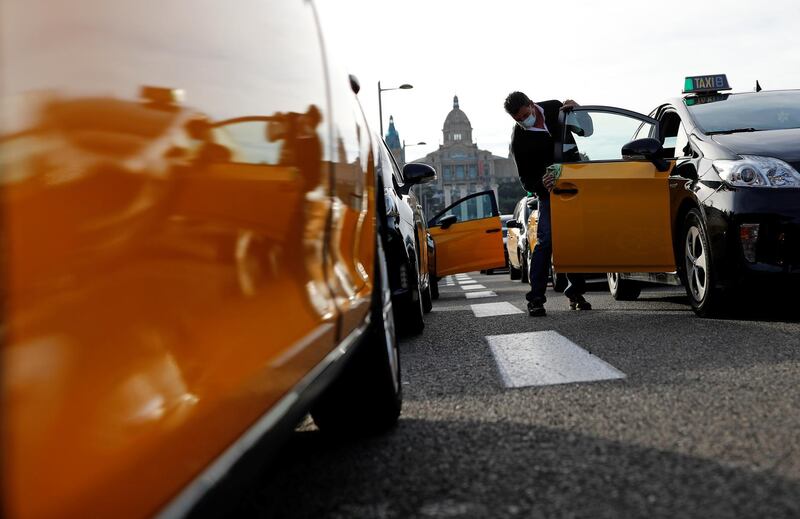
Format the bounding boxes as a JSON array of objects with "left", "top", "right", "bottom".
[
  {"left": 527, "top": 301, "right": 546, "bottom": 317},
  {"left": 569, "top": 296, "right": 592, "bottom": 310}
]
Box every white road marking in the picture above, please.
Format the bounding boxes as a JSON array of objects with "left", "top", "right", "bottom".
[
  {"left": 462, "top": 284, "right": 488, "bottom": 290},
  {"left": 432, "top": 305, "right": 472, "bottom": 312},
  {"left": 465, "top": 291, "right": 497, "bottom": 299},
  {"left": 458, "top": 280, "right": 478, "bottom": 285},
  {"left": 470, "top": 302, "right": 524, "bottom": 317},
  {"left": 486, "top": 331, "right": 626, "bottom": 388}
]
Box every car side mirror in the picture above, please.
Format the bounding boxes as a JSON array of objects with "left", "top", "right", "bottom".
[
  {"left": 403, "top": 163, "right": 436, "bottom": 184},
  {"left": 506, "top": 220, "right": 521, "bottom": 229},
  {"left": 621, "top": 138, "right": 670, "bottom": 172},
  {"left": 438, "top": 214, "right": 458, "bottom": 230},
  {"left": 400, "top": 163, "right": 437, "bottom": 195}
]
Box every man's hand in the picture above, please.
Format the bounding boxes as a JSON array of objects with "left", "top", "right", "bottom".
[
  {"left": 542, "top": 171, "right": 556, "bottom": 191},
  {"left": 561, "top": 99, "right": 580, "bottom": 112}
]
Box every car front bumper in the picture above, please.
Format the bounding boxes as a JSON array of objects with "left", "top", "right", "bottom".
[{"left": 705, "top": 188, "right": 800, "bottom": 286}]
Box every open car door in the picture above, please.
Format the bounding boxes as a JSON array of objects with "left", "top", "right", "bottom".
[
  {"left": 550, "top": 106, "right": 676, "bottom": 273},
  {"left": 428, "top": 190, "right": 505, "bottom": 276}
]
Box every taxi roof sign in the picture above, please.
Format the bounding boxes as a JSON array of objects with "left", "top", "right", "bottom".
[{"left": 683, "top": 74, "right": 731, "bottom": 94}]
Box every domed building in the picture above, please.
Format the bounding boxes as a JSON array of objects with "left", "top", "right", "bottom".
[{"left": 394, "top": 95, "right": 517, "bottom": 219}]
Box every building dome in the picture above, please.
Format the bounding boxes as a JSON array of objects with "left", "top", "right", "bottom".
[
  {"left": 444, "top": 95, "right": 471, "bottom": 127},
  {"left": 442, "top": 95, "right": 473, "bottom": 145}
]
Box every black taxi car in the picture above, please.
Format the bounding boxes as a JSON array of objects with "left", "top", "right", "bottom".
[
  {"left": 548, "top": 74, "right": 800, "bottom": 316},
  {"left": 376, "top": 137, "right": 437, "bottom": 335}
]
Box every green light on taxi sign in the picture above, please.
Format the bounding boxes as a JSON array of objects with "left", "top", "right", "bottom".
[
  {"left": 683, "top": 74, "right": 731, "bottom": 94},
  {"left": 684, "top": 94, "right": 729, "bottom": 107}
]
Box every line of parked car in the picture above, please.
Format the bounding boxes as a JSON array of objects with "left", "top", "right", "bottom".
[
  {"left": 1, "top": 1, "right": 509, "bottom": 518},
  {"left": 377, "top": 139, "right": 511, "bottom": 337}
]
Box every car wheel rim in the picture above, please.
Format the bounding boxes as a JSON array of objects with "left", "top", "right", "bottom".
[
  {"left": 378, "top": 242, "right": 399, "bottom": 393},
  {"left": 608, "top": 272, "right": 618, "bottom": 291},
  {"left": 685, "top": 226, "right": 708, "bottom": 302}
]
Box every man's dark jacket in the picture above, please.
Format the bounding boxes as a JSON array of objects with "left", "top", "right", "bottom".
[{"left": 509, "top": 99, "right": 570, "bottom": 199}]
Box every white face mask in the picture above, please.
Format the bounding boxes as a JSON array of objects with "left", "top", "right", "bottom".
[{"left": 517, "top": 107, "right": 537, "bottom": 129}]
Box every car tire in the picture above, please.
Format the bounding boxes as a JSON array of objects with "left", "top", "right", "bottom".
[
  {"left": 430, "top": 275, "right": 439, "bottom": 300},
  {"left": 683, "top": 209, "right": 724, "bottom": 317},
  {"left": 607, "top": 272, "right": 641, "bottom": 301},
  {"left": 421, "top": 275, "right": 433, "bottom": 314},
  {"left": 310, "top": 237, "right": 401, "bottom": 435},
  {"left": 399, "top": 259, "right": 425, "bottom": 336},
  {"left": 520, "top": 249, "right": 529, "bottom": 284}
]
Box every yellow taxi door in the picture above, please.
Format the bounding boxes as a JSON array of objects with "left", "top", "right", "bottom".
[
  {"left": 551, "top": 106, "right": 675, "bottom": 273},
  {"left": 429, "top": 190, "right": 505, "bottom": 276}
]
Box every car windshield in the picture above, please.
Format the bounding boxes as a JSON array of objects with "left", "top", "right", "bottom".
[{"left": 686, "top": 90, "right": 800, "bottom": 134}]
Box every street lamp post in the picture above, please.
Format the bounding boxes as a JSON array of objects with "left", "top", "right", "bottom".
[
  {"left": 378, "top": 81, "right": 413, "bottom": 138},
  {"left": 402, "top": 140, "right": 426, "bottom": 147},
  {"left": 401, "top": 139, "right": 426, "bottom": 169},
  {"left": 401, "top": 139, "right": 426, "bottom": 170}
]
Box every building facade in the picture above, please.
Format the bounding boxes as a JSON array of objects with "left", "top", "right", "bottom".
[{"left": 387, "top": 96, "right": 518, "bottom": 219}]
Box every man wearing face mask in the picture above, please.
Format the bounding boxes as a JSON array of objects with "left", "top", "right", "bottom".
[{"left": 504, "top": 91, "right": 593, "bottom": 317}]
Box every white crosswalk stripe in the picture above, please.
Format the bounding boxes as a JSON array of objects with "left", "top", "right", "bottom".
[
  {"left": 465, "top": 291, "right": 497, "bottom": 299},
  {"left": 486, "top": 331, "right": 626, "bottom": 388},
  {"left": 470, "top": 302, "right": 524, "bottom": 317}
]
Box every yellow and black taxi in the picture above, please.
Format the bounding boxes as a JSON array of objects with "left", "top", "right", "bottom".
[
  {"left": 550, "top": 74, "right": 800, "bottom": 316},
  {"left": 376, "top": 138, "right": 437, "bottom": 335},
  {"left": 401, "top": 167, "right": 439, "bottom": 300},
  {"left": 1, "top": 1, "right": 412, "bottom": 518}
]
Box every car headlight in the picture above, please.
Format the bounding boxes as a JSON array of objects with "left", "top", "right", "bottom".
[{"left": 713, "top": 155, "right": 800, "bottom": 188}]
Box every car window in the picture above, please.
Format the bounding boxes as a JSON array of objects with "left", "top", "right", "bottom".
[
  {"left": 385, "top": 144, "right": 406, "bottom": 187},
  {"left": 377, "top": 141, "right": 401, "bottom": 192},
  {"left": 674, "top": 122, "right": 690, "bottom": 157},
  {"left": 430, "top": 191, "right": 496, "bottom": 226},
  {"left": 501, "top": 216, "right": 512, "bottom": 237},
  {"left": 563, "top": 110, "right": 656, "bottom": 163},
  {"left": 659, "top": 111, "right": 683, "bottom": 158},
  {"left": 632, "top": 120, "right": 653, "bottom": 141}
]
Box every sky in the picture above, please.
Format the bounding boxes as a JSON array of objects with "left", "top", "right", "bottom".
[{"left": 316, "top": 0, "right": 799, "bottom": 161}]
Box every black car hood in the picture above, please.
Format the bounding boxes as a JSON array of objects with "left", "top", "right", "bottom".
[{"left": 711, "top": 128, "right": 800, "bottom": 167}]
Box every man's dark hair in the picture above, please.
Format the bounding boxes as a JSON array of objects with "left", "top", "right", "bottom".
[{"left": 504, "top": 91, "right": 531, "bottom": 115}]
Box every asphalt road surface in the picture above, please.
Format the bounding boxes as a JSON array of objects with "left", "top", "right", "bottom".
[{"left": 237, "top": 272, "right": 800, "bottom": 519}]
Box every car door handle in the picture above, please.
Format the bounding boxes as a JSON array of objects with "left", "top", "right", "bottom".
[
  {"left": 552, "top": 188, "right": 578, "bottom": 195},
  {"left": 486, "top": 228, "right": 501, "bottom": 234}
]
